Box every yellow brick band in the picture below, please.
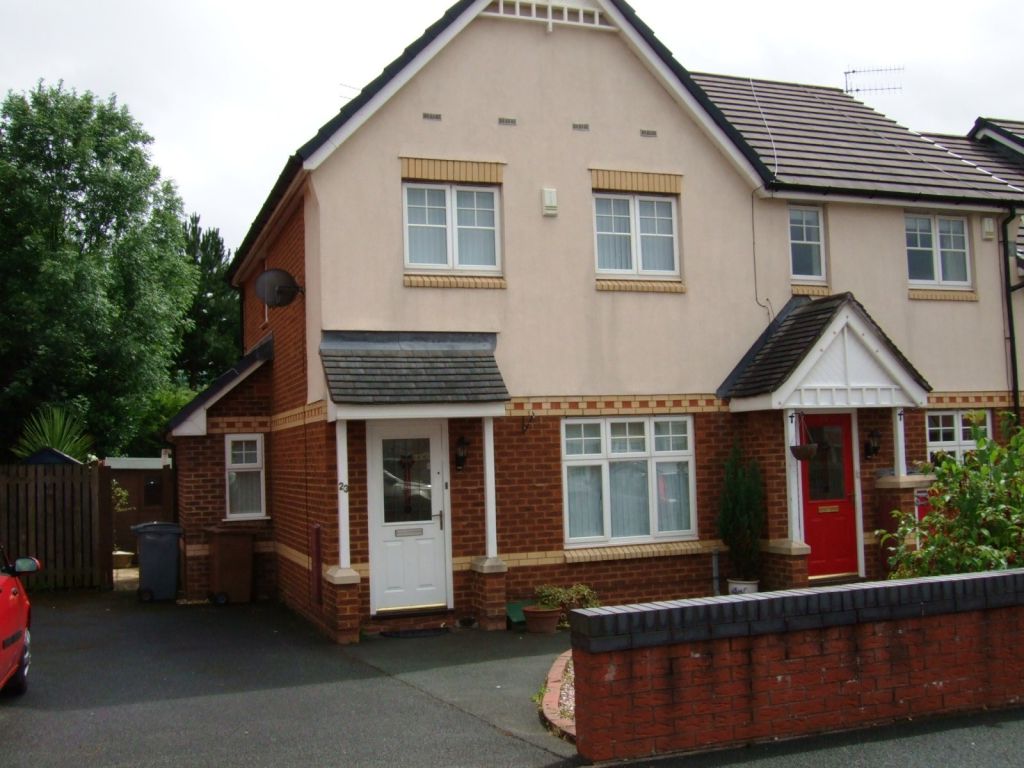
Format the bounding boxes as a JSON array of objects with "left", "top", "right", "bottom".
[
  {"left": 506, "top": 394, "right": 727, "bottom": 416},
  {"left": 271, "top": 401, "right": 327, "bottom": 432},
  {"left": 596, "top": 279, "right": 686, "bottom": 293},
  {"left": 590, "top": 168, "right": 682, "bottom": 194},
  {"left": 908, "top": 289, "right": 978, "bottom": 302},
  {"left": 401, "top": 157, "right": 504, "bottom": 184},
  {"left": 404, "top": 275, "right": 507, "bottom": 289},
  {"left": 791, "top": 284, "right": 830, "bottom": 297},
  {"left": 927, "top": 392, "right": 1013, "bottom": 408}
]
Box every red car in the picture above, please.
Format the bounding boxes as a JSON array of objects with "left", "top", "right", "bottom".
[{"left": 1, "top": 544, "right": 40, "bottom": 696}]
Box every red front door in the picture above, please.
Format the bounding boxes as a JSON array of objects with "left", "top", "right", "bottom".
[{"left": 801, "top": 413, "right": 858, "bottom": 577}]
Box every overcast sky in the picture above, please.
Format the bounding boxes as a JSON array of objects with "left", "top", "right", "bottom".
[{"left": 3, "top": 0, "right": 1022, "bottom": 252}]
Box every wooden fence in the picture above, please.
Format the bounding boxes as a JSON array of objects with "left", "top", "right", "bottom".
[{"left": 0, "top": 464, "right": 112, "bottom": 589}]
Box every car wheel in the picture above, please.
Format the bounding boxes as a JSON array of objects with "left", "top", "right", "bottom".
[{"left": 5, "top": 630, "right": 30, "bottom": 695}]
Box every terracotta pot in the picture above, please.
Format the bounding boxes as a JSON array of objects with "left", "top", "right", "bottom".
[{"left": 522, "top": 605, "right": 561, "bottom": 634}]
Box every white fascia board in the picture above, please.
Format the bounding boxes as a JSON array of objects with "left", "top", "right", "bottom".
[
  {"left": 974, "top": 127, "right": 1024, "bottom": 158},
  {"left": 332, "top": 401, "right": 507, "bottom": 421},
  {"left": 169, "top": 358, "right": 268, "bottom": 438},
  {"left": 763, "top": 188, "right": 1012, "bottom": 214},
  {"left": 597, "top": 2, "right": 765, "bottom": 192},
  {"left": 303, "top": 0, "right": 493, "bottom": 171},
  {"left": 727, "top": 394, "right": 774, "bottom": 413}
]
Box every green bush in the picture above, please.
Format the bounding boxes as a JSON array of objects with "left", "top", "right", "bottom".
[
  {"left": 879, "top": 415, "right": 1024, "bottom": 577},
  {"left": 718, "top": 444, "right": 765, "bottom": 580}
]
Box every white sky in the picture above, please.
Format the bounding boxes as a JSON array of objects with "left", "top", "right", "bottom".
[{"left": 2, "top": 0, "right": 1022, "bottom": 252}]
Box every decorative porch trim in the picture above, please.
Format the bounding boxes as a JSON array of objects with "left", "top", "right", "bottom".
[
  {"left": 505, "top": 394, "right": 726, "bottom": 417},
  {"left": 271, "top": 400, "right": 327, "bottom": 432}
]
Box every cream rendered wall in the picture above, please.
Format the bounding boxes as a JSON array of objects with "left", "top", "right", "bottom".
[{"left": 309, "top": 17, "right": 766, "bottom": 398}]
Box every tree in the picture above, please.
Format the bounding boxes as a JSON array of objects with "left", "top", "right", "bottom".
[
  {"left": 176, "top": 213, "right": 240, "bottom": 389},
  {"left": 0, "top": 81, "right": 198, "bottom": 458},
  {"left": 12, "top": 404, "right": 92, "bottom": 462},
  {"left": 879, "top": 416, "right": 1024, "bottom": 578}
]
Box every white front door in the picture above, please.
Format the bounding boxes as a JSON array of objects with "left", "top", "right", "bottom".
[{"left": 367, "top": 420, "right": 450, "bottom": 614}]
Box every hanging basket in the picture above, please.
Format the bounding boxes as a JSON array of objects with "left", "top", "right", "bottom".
[{"left": 790, "top": 443, "right": 819, "bottom": 461}]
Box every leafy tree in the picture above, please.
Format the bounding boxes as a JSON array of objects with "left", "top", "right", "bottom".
[
  {"left": 12, "top": 404, "right": 93, "bottom": 462},
  {"left": 176, "top": 213, "right": 240, "bottom": 390},
  {"left": 879, "top": 417, "right": 1024, "bottom": 578},
  {"left": 122, "top": 384, "right": 196, "bottom": 457},
  {"left": 0, "top": 81, "right": 197, "bottom": 457}
]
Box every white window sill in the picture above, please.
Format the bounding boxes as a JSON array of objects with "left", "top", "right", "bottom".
[
  {"left": 563, "top": 538, "right": 707, "bottom": 564},
  {"left": 221, "top": 515, "right": 271, "bottom": 523}
]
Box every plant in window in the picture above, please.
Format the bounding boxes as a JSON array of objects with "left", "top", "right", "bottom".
[{"left": 717, "top": 445, "right": 766, "bottom": 586}]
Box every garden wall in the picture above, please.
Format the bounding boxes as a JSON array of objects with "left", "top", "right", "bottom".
[{"left": 569, "top": 570, "right": 1024, "bottom": 762}]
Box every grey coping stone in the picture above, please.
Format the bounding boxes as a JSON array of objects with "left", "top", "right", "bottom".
[{"left": 569, "top": 570, "right": 1024, "bottom": 654}]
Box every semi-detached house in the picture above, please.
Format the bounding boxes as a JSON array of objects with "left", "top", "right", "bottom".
[{"left": 167, "top": 0, "right": 1024, "bottom": 642}]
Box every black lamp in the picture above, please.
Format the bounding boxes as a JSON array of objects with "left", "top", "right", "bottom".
[
  {"left": 864, "top": 429, "right": 882, "bottom": 459},
  {"left": 455, "top": 436, "right": 469, "bottom": 471}
]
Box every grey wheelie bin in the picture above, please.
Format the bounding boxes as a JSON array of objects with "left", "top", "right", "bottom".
[{"left": 131, "top": 522, "right": 182, "bottom": 601}]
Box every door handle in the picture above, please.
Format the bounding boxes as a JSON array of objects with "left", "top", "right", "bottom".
[{"left": 433, "top": 512, "right": 444, "bottom": 531}]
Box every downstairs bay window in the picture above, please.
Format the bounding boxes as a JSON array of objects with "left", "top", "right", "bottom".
[{"left": 562, "top": 416, "right": 696, "bottom": 545}]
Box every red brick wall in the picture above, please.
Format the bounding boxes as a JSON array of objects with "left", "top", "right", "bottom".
[
  {"left": 903, "top": 408, "right": 927, "bottom": 468},
  {"left": 494, "top": 416, "right": 563, "bottom": 554},
  {"left": 572, "top": 575, "right": 1024, "bottom": 762}
]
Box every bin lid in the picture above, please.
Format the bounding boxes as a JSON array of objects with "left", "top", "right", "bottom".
[{"left": 131, "top": 521, "right": 183, "bottom": 535}]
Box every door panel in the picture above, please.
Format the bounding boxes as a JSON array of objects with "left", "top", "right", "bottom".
[
  {"left": 368, "top": 421, "right": 449, "bottom": 613},
  {"left": 801, "top": 413, "right": 858, "bottom": 577}
]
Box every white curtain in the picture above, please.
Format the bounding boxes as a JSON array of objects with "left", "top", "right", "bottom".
[
  {"left": 567, "top": 465, "right": 603, "bottom": 538},
  {"left": 610, "top": 461, "right": 649, "bottom": 537}
]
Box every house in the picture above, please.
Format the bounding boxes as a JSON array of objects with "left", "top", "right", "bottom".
[{"left": 167, "top": 0, "right": 1024, "bottom": 643}]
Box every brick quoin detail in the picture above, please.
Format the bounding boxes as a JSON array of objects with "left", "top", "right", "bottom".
[{"left": 570, "top": 571, "right": 1024, "bottom": 762}]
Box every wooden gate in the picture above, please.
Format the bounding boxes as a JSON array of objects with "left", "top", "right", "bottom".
[{"left": 0, "top": 464, "right": 112, "bottom": 589}]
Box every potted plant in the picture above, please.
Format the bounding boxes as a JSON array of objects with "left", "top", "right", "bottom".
[
  {"left": 522, "top": 583, "right": 599, "bottom": 633},
  {"left": 718, "top": 444, "right": 766, "bottom": 593}
]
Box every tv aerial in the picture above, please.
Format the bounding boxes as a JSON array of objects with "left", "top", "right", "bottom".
[{"left": 843, "top": 66, "right": 904, "bottom": 95}]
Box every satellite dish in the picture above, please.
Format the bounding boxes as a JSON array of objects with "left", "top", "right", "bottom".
[{"left": 255, "top": 268, "right": 304, "bottom": 307}]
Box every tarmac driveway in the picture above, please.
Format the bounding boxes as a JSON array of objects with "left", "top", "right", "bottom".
[{"left": 0, "top": 590, "right": 578, "bottom": 768}]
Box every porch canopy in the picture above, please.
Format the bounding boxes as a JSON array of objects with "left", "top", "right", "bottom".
[
  {"left": 718, "top": 293, "right": 931, "bottom": 412},
  {"left": 319, "top": 330, "right": 509, "bottom": 418}
]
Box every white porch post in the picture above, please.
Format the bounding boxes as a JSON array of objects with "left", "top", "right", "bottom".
[
  {"left": 472, "top": 415, "right": 506, "bottom": 572},
  {"left": 325, "top": 419, "right": 360, "bottom": 584},
  {"left": 893, "top": 408, "right": 908, "bottom": 477}
]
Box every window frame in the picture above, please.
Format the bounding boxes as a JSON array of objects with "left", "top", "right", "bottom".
[
  {"left": 926, "top": 409, "right": 990, "bottom": 463},
  {"left": 905, "top": 214, "right": 972, "bottom": 288},
  {"left": 561, "top": 416, "right": 697, "bottom": 547},
  {"left": 788, "top": 205, "right": 826, "bottom": 282},
  {"left": 224, "top": 433, "right": 267, "bottom": 521},
  {"left": 402, "top": 182, "right": 502, "bottom": 274},
  {"left": 593, "top": 193, "right": 680, "bottom": 277}
]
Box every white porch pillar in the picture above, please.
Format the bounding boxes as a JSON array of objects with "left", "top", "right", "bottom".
[
  {"left": 325, "top": 419, "right": 360, "bottom": 584},
  {"left": 893, "top": 408, "right": 908, "bottom": 477},
  {"left": 472, "top": 415, "right": 506, "bottom": 573}
]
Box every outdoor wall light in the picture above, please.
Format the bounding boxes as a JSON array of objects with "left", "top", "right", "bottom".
[
  {"left": 864, "top": 429, "right": 882, "bottom": 459},
  {"left": 455, "top": 436, "right": 469, "bottom": 471}
]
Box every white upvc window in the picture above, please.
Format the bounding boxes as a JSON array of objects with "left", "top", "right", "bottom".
[
  {"left": 906, "top": 214, "right": 971, "bottom": 287},
  {"left": 403, "top": 183, "right": 501, "bottom": 272},
  {"left": 789, "top": 206, "right": 825, "bottom": 280},
  {"left": 926, "top": 410, "right": 990, "bottom": 463},
  {"left": 562, "top": 416, "right": 696, "bottom": 545},
  {"left": 594, "top": 194, "right": 678, "bottom": 276},
  {"left": 225, "top": 434, "right": 266, "bottom": 519}
]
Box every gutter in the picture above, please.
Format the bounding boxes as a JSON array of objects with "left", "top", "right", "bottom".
[{"left": 1003, "top": 207, "right": 1021, "bottom": 421}]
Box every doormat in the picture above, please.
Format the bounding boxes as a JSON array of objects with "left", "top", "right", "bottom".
[{"left": 380, "top": 627, "right": 450, "bottom": 639}]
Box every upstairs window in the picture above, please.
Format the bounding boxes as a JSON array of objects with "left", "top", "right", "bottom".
[
  {"left": 404, "top": 183, "right": 501, "bottom": 272},
  {"left": 789, "top": 206, "right": 825, "bottom": 280},
  {"left": 594, "top": 194, "right": 678, "bottom": 276},
  {"left": 906, "top": 215, "right": 970, "bottom": 287},
  {"left": 225, "top": 434, "right": 266, "bottom": 519}
]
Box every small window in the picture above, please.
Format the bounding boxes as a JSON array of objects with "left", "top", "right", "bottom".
[
  {"left": 225, "top": 434, "right": 266, "bottom": 519},
  {"left": 789, "top": 206, "right": 825, "bottom": 280},
  {"left": 562, "top": 416, "right": 695, "bottom": 545},
  {"left": 926, "top": 410, "right": 989, "bottom": 463},
  {"left": 404, "top": 183, "right": 501, "bottom": 272},
  {"left": 906, "top": 215, "right": 970, "bottom": 287},
  {"left": 594, "top": 194, "right": 678, "bottom": 276}
]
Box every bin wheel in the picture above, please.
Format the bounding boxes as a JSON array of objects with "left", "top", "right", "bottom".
[
  {"left": 211, "top": 592, "right": 229, "bottom": 607},
  {"left": 138, "top": 588, "right": 155, "bottom": 603}
]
